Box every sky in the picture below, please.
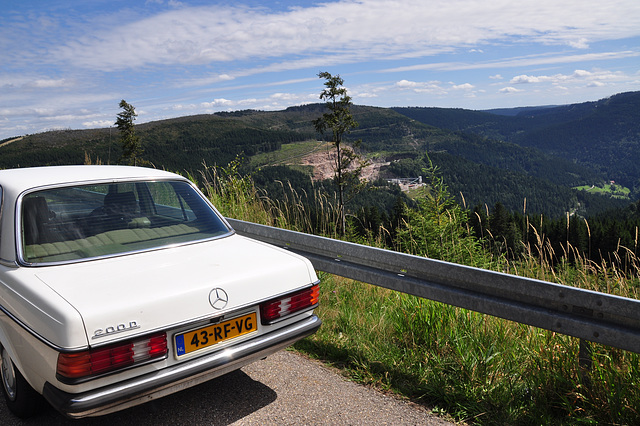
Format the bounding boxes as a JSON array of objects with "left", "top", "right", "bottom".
[{"left": 1, "top": 0, "right": 639, "bottom": 140}]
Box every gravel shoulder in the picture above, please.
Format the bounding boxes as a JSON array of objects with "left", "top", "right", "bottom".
[{"left": 236, "top": 350, "right": 454, "bottom": 425}]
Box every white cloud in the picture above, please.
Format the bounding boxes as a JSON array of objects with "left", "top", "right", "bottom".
[
  {"left": 171, "top": 104, "right": 194, "bottom": 111},
  {"left": 1, "top": 76, "right": 72, "bottom": 90},
  {"left": 382, "top": 50, "right": 640, "bottom": 74},
  {"left": 452, "top": 83, "right": 475, "bottom": 90},
  {"left": 511, "top": 75, "right": 546, "bottom": 84},
  {"left": 510, "top": 69, "right": 628, "bottom": 86},
  {"left": 355, "top": 92, "right": 379, "bottom": 99},
  {"left": 395, "top": 79, "right": 447, "bottom": 94},
  {"left": 2, "top": 0, "right": 640, "bottom": 138},
  {"left": 40, "top": 0, "right": 640, "bottom": 72},
  {"left": 569, "top": 38, "right": 590, "bottom": 49},
  {"left": 201, "top": 99, "right": 233, "bottom": 108},
  {"left": 82, "top": 120, "right": 113, "bottom": 128},
  {"left": 572, "top": 70, "right": 592, "bottom": 78},
  {"left": 269, "top": 93, "right": 299, "bottom": 101},
  {"left": 31, "top": 79, "right": 70, "bottom": 88},
  {"left": 500, "top": 87, "right": 523, "bottom": 93},
  {"left": 395, "top": 80, "right": 419, "bottom": 89},
  {"left": 195, "top": 92, "right": 314, "bottom": 112}
]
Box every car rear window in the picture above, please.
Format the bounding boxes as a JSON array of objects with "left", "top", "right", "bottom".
[{"left": 20, "top": 180, "right": 231, "bottom": 265}]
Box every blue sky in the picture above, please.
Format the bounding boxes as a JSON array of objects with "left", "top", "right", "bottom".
[{"left": 1, "top": 0, "right": 639, "bottom": 140}]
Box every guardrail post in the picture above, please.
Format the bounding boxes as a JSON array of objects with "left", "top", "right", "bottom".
[{"left": 578, "top": 339, "right": 592, "bottom": 388}]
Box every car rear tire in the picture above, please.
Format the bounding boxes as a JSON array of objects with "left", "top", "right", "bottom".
[{"left": 0, "top": 347, "right": 44, "bottom": 418}]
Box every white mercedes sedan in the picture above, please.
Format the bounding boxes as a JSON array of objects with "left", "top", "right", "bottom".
[{"left": 0, "top": 165, "right": 320, "bottom": 418}]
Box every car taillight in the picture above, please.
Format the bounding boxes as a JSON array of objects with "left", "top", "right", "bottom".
[
  {"left": 260, "top": 284, "right": 319, "bottom": 324},
  {"left": 57, "top": 332, "right": 167, "bottom": 381}
]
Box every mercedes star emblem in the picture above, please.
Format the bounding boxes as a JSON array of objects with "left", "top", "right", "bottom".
[{"left": 209, "top": 288, "right": 229, "bottom": 310}]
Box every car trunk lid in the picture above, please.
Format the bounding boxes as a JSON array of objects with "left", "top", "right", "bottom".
[{"left": 34, "top": 234, "right": 316, "bottom": 347}]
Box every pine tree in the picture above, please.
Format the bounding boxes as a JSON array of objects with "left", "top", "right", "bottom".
[{"left": 115, "top": 100, "right": 143, "bottom": 166}]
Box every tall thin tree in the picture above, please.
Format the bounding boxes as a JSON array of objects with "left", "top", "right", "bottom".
[
  {"left": 115, "top": 99, "right": 143, "bottom": 166},
  {"left": 313, "top": 72, "right": 367, "bottom": 235}
]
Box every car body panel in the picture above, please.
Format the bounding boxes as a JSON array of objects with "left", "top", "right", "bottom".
[{"left": 0, "top": 264, "right": 86, "bottom": 349}]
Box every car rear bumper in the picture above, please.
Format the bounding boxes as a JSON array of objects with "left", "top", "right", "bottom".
[{"left": 43, "top": 314, "right": 321, "bottom": 418}]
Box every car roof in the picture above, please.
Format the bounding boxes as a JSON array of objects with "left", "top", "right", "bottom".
[{"left": 0, "top": 165, "right": 184, "bottom": 195}]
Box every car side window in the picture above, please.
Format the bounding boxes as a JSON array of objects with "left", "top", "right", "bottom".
[{"left": 147, "top": 181, "right": 196, "bottom": 221}]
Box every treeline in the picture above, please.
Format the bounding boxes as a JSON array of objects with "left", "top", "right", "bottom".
[
  {"left": 469, "top": 201, "right": 640, "bottom": 268},
  {"left": 387, "top": 152, "right": 628, "bottom": 218},
  {"left": 348, "top": 191, "right": 640, "bottom": 270},
  {"left": 251, "top": 165, "right": 409, "bottom": 235},
  {"left": 0, "top": 129, "right": 109, "bottom": 167},
  {"left": 0, "top": 116, "right": 311, "bottom": 172},
  {"left": 250, "top": 163, "right": 640, "bottom": 271}
]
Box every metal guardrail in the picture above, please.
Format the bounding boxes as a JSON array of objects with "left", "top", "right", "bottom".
[{"left": 228, "top": 218, "right": 640, "bottom": 354}]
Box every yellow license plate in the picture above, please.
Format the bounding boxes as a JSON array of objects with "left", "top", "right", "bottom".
[{"left": 175, "top": 312, "right": 257, "bottom": 356}]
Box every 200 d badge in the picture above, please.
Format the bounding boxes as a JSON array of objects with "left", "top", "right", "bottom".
[{"left": 93, "top": 321, "right": 140, "bottom": 339}]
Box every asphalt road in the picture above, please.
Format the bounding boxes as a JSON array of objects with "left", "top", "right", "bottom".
[{"left": 3, "top": 351, "right": 452, "bottom": 425}]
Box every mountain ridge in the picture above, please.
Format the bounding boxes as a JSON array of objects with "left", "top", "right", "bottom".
[
  {"left": 393, "top": 91, "right": 640, "bottom": 188},
  {"left": 1, "top": 91, "right": 638, "bottom": 218}
]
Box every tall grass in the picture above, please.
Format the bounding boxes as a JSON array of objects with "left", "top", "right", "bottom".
[
  {"left": 515, "top": 219, "right": 640, "bottom": 300},
  {"left": 199, "top": 160, "right": 344, "bottom": 237},
  {"left": 304, "top": 273, "right": 640, "bottom": 424},
  {"left": 200, "top": 163, "right": 640, "bottom": 425}
]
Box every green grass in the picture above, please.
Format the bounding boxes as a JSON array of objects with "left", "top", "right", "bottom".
[
  {"left": 296, "top": 273, "right": 640, "bottom": 424},
  {"left": 404, "top": 185, "right": 427, "bottom": 199},
  {"left": 199, "top": 164, "right": 640, "bottom": 425},
  {"left": 249, "top": 139, "right": 330, "bottom": 168},
  {"left": 574, "top": 182, "right": 631, "bottom": 199}
]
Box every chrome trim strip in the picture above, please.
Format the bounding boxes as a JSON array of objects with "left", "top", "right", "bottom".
[
  {"left": 43, "top": 315, "right": 321, "bottom": 418},
  {"left": 0, "top": 259, "right": 18, "bottom": 268},
  {"left": 261, "top": 303, "right": 318, "bottom": 325}
]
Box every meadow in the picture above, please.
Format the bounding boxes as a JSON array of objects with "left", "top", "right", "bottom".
[
  {"left": 198, "top": 163, "right": 640, "bottom": 425},
  {"left": 574, "top": 183, "right": 631, "bottom": 200}
]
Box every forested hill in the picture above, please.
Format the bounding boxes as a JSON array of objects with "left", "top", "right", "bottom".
[
  {"left": 0, "top": 113, "right": 316, "bottom": 172},
  {"left": 0, "top": 94, "right": 637, "bottom": 218},
  {"left": 392, "top": 91, "right": 640, "bottom": 189}
]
